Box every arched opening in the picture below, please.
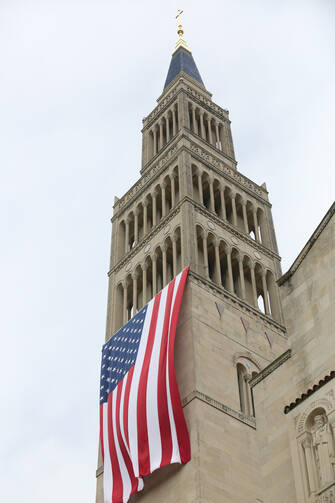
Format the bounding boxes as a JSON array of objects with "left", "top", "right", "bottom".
[{"left": 207, "top": 233, "right": 216, "bottom": 283}]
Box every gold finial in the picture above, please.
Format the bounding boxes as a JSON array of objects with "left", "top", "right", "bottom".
[{"left": 173, "top": 9, "right": 191, "bottom": 54}]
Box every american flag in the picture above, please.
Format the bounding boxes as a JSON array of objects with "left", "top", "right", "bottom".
[{"left": 99, "top": 267, "right": 191, "bottom": 503}]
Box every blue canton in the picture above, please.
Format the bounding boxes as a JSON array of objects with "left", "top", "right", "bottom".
[{"left": 100, "top": 305, "right": 148, "bottom": 404}]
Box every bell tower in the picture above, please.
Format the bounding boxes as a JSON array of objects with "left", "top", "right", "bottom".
[{"left": 97, "top": 16, "right": 288, "bottom": 503}]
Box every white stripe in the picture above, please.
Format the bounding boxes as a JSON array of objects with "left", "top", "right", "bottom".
[
  {"left": 119, "top": 373, "right": 131, "bottom": 457},
  {"left": 166, "top": 271, "right": 183, "bottom": 463},
  {"left": 111, "top": 390, "right": 132, "bottom": 503},
  {"left": 146, "top": 284, "right": 168, "bottom": 472},
  {"left": 128, "top": 298, "right": 154, "bottom": 478},
  {"left": 103, "top": 403, "right": 113, "bottom": 503}
]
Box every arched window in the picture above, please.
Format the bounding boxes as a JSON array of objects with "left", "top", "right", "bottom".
[{"left": 236, "top": 358, "right": 259, "bottom": 416}]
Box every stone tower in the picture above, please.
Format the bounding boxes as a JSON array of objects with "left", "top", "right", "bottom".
[{"left": 96, "top": 22, "right": 290, "bottom": 503}]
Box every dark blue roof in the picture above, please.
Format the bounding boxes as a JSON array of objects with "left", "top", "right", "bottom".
[{"left": 164, "top": 47, "right": 204, "bottom": 89}]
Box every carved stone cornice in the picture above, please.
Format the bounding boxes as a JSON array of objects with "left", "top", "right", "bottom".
[
  {"left": 113, "top": 141, "right": 179, "bottom": 217},
  {"left": 188, "top": 141, "right": 270, "bottom": 205},
  {"left": 189, "top": 270, "right": 286, "bottom": 335},
  {"left": 184, "top": 87, "right": 230, "bottom": 122},
  {"left": 182, "top": 390, "right": 256, "bottom": 429},
  {"left": 142, "top": 88, "right": 179, "bottom": 129},
  {"left": 109, "top": 203, "right": 182, "bottom": 276},
  {"left": 192, "top": 198, "right": 281, "bottom": 262},
  {"left": 249, "top": 349, "right": 291, "bottom": 387}
]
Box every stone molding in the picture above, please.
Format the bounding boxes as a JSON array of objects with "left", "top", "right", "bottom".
[
  {"left": 184, "top": 86, "right": 229, "bottom": 121},
  {"left": 189, "top": 141, "right": 269, "bottom": 203},
  {"left": 189, "top": 270, "right": 286, "bottom": 335},
  {"left": 110, "top": 195, "right": 280, "bottom": 277},
  {"left": 142, "top": 88, "right": 179, "bottom": 128},
  {"left": 114, "top": 143, "right": 179, "bottom": 216},
  {"left": 182, "top": 390, "right": 256, "bottom": 429},
  {"left": 279, "top": 201, "right": 335, "bottom": 286},
  {"left": 113, "top": 135, "right": 270, "bottom": 219},
  {"left": 249, "top": 349, "right": 291, "bottom": 387},
  {"left": 193, "top": 200, "right": 281, "bottom": 262},
  {"left": 109, "top": 204, "right": 182, "bottom": 276}
]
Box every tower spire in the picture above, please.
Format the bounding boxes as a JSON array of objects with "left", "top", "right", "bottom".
[
  {"left": 164, "top": 10, "right": 204, "bottom": 90},
  {"left": 173, "top": 9, "right": 191, "bottom": 54}
]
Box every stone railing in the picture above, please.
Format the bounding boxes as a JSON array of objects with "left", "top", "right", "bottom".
[{"left": 316, "top": 482, "right": 335, "bottom": 503}]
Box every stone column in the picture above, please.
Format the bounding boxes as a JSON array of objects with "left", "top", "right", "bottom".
[
  {"left": 253, "top": 208, "right": 260, "bottom": 242},
  {"left": 142, "top": 263, "right": 147, "bottom": 305},
  {"left": 153, "top": 127, "right": 157, "bottom": 156},
  {"left": 202, "top": 231, "right": 209, "bottom": 278},
  {"left": 162, "top": 243, "right": 167, "bottom": 286},
  {"left": 200, "top": 111, "right": 206, "bottom": 139},
  {"left": 125, "top": 217, "right": 130, "bottom": 253},
  {"left": 238, "top": 256, "right": 246, "bottom": 300},
  {"left": 242, "top": 201, "right": 249, "bottom": 234},
  {"left": 159, "top": 120, "right": 164, "bottom": 150},
  {"left": 192, "top": 105, "right": 197, "bottom": 134},
  {"left": 172, "top": 108, "right": 177, "bottom": 136},
  {"left": 165, "top": 115, "right": 170, "bottom": 143},
  {"left": 171, "top": 174, "right": 176, "bottom": 208},
  {"left": 132, "top": 271, "right": 138, "bottom": 315},
  {"left": 215, "top": 121, "right": 220, "bottom": 148},
  {"left": 152, "top": 253, "right": 157, "bottom": 296},
  {"left": 250, "top": 264, "right": 258, "bottom": 308},
  {"left": 220, "top": 123, "right": 226, "bottom": 152},
  {"left": 123, "top": 280, "right": 128, "bottom": 324},
  {"left": 161, "top": 182, "right": 167, "bottom": 218},
  {"left": 143, "top": 199, "right": 148, "bottom": 235},
  {"left": 152, "top": 190, "right": 157, "bottom": 226},
  {"left": 226, "top": 248, "right": 234, "bottom": 293},
  {"left": 214, "top": 239, "right": 222, "bottom": 285},
  {"left": 231, "top": 193, "right": 237, "bottom": 227},
  {"left": 261, "top": 270, "right": 270, "bottom": 315},
  {"left": 134, "top": 208, "right": 139, "bottom": 245},
  {"left": 209, "top": 177, "right": 215, "bottom": 213},
  {"left": 207, "top": 116, "right": 213, "bottom": 144},
  {"left": 301, "top": 435, "right": 318, "bottom": 494},
  {"left": 220, "top": 185, "right": 227, "bottom": 220},
  {"left": 172, "top": 234, "right": 178, "bottom": 277},
  {"left": 197, "top": 171, "right": 203, "bottom": 205}
]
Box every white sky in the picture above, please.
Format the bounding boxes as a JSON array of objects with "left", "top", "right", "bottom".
[{"left": 0, "top": 1, "right": 334, "bottom": 501}]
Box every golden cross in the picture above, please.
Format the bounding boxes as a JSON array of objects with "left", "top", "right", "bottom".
[{"left": 176, "top": 9, "right": 184, "bottom": 27}]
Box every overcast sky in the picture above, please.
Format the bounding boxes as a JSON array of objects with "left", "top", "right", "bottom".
[{"left": 1, "top": 1, "right": 334, "bottom": 501}]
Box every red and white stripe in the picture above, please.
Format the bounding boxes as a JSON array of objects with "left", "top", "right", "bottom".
[{"left": 100, "top": 266, "right": 191, "bottom": 503}]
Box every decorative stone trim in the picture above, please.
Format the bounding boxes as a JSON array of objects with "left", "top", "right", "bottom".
[
  {"left": 182, "top": 390, "right": 256, "bottom": 429},
  {"left": 189, "top": 142, "right": 269, "bottom": 204},
  {"left": 279, "top": 202, "right": 335, "bottom": 285},
  {"left": 189, "top": 270, "right": 286, "bottom": 335},
  {"left": 142, "top": 88, "right": 179, "bottom": 127},
  {"left": 109, "top": 204, "right": 182, "bottom": 276},
  {"left": 193, "top": 199, "right": 281, "bottom": 262},
  {"left": 184, "top": 87, "right": 229, "bottom": 121},
  {"left": 284, "top": 370, "right": 335, "bottom": 415},
  {"left": 249, "top": 349, "right": 291, "bottom": 387},
  {"left": 114, "top": 143, "right": 179, "bottom": 215}
]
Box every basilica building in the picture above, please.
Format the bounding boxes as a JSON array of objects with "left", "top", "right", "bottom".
[{"left": 96, "top": 19, "right": 335, "bottom": 503}]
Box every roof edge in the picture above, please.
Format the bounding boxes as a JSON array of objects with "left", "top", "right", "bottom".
[{"left": 278, "top": 201, "right": 335, "bottom": 286}]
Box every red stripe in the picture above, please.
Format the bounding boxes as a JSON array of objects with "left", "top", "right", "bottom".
[
  {"left": 99, "top": 403, "right": 104, "bottom": 463},
  {"left": 157, "top": 280, "right": 175, "bottom": 466},
  {"left": 137, "top": 292, "right": 161, "bottom": 476},
  {"left": 115, "top": 381, "right": 139, "bottom": 497},
  {"left": 123, "top": 365, "right": 134, "bottom": 450},
  {"left": 107, "top": 392, "right": 123, "bottom": 503},
  {"left": 168, "top": 268, "right": 191, "bottom": 463}
]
